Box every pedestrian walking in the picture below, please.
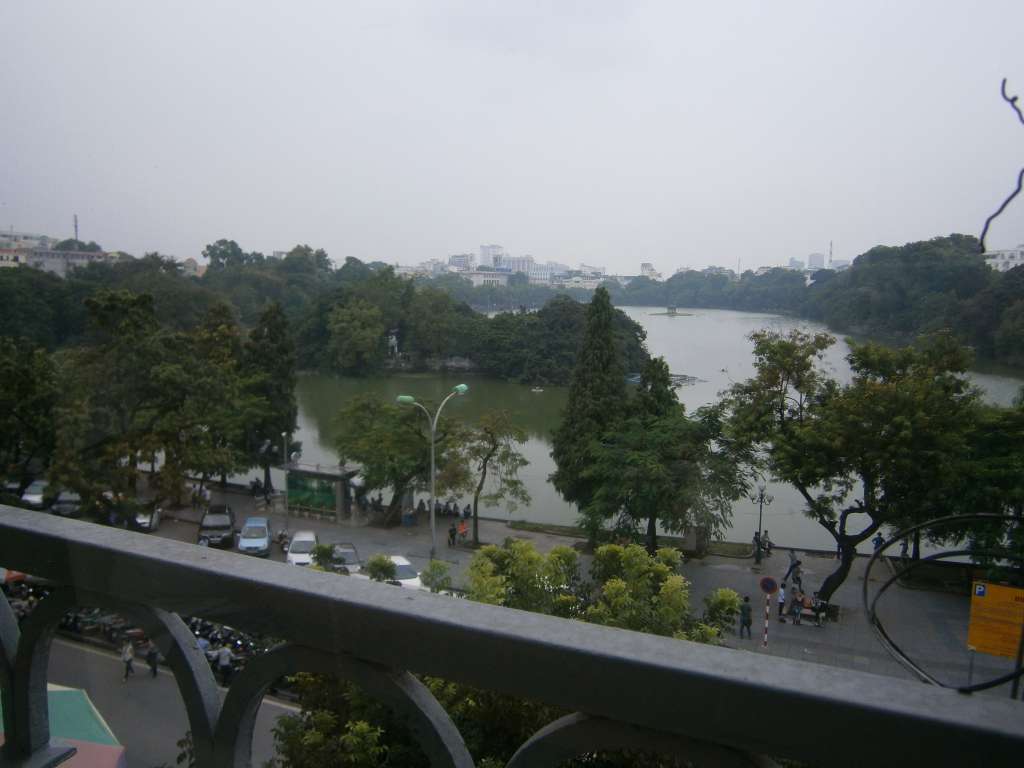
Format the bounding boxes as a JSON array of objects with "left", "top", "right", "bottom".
[
  {"left": 762, "top": 531, "right": 773, "bottom": 556},
  {"left": 145, "top": 642, "right": 160, "bottom": 678},
  {"left": 777, "top": 583, "right": 787, "bottom": 622},
  {"left": 752, "top": 531, "right": 761, "bottom": 558},
  {"left": 448, "top": 522, "right": 457, "bottom": 547},
  {"left": 791, "top": 562, "right": 804, "bottom": 593},
  {"left": 120, "top": 639, "right": 135, "bottom": 682},
  {"left": 783, "top": 549, "right": 800, "bottom": 581},
  {"left": 216, "top": 644, "right": 234, "bottom": 686},
  {"left": 739, "top": 596, "right": 753, "bottom": 639}
]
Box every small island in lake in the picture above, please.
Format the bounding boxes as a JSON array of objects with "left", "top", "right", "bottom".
[{"left": 649, "top": 306, "right": 693, "bottom": 316}]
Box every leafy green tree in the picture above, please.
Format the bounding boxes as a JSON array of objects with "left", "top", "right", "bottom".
[
  {"left": 419, "top": 560, "right": 452, "bottom": 593},
  {"left": 0, "top": 339, "right": 58, "bottom": 492},
  {"left": 51, "top": 290, "right": 181, "bottom": 511},
  {"left": 551, "top": 287, "right": 630, "bottom": 543},
  {"left": 282, "top": 243, "right": 332, "bottom": 273},
  {"left": 242, "top": 302, "right": 298, "bottom": 489},
  {"left": 586, "top": 357, "right": 748, "bottom": 553},
  {"left": 364, "top": 554, "right": 397, "bottom": 582},
  {"left": 702, "top": 588, "right": 742, "bottom": 636},
  {"left": 460, "top": 411, "right": 530, "bottom": 545},
  {"left": 726, "top": 329, "right": 981, "bottom": 600},
  {"left": 272, "top": 712, "right": 387, "bottom": 767},
  {"left": 274, "top": 540, "right": 734, "bottom": 768},
  {"left": 335, "top": 395, "right": 467, "bottom": 525},
  {"left": 54, "top": 238, "right": 103, "bottom": 252},
  {"left": 310, "top": 543, "right": 336, "bottom": 570},
  {"left": 327, "top": 298, "right": 387, "bottom": 373},
  {"left": 202, "top": 239, "right": 247, "bottom": 270}
]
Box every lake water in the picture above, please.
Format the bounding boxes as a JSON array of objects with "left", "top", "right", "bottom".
[{"left": 281, "top": 307, "right": 1024, "bottom": 552}]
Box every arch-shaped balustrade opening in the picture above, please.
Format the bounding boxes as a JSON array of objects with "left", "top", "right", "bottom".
[
  {"left": 9, "top": 587, "right": 209, "bottom": 766},
  {"left": 215, "top": 645, "right": 474, "bottom": 768}
]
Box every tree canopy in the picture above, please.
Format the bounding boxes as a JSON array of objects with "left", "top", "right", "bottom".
[{"left": 725, "top": 329, "right": 983, "bottom": 600}]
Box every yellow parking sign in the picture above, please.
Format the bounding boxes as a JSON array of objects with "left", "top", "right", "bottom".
[{"left": 967, "top": 581, "right": 1024, "bottom": 659}]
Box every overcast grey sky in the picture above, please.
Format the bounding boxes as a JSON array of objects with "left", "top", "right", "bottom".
[{"left": 2, "top": 1, "right": 1023, "bottom": 273}]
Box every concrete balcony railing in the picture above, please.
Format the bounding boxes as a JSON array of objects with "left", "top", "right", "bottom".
[{"left": 0, "top": 505, "right": 1021, "bottom": 767}]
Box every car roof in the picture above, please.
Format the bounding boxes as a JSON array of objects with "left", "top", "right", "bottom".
[
  {"left": 291, "top": 530, "right": 317, "bottom": 541},
  {"left": 243, "top": 516, "right": 269, "bottom": 527},
  {"left": 208, "top": 503, "right": 231, "bottom": 514},
  {"left": 389, "top": 555, "right": 411, "bottom": 565}
]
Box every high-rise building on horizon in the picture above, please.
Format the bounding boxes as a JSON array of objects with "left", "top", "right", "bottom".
[
  {"left": 479, "top": 244, "right": 504, "bottom": 267},
  {"left": 640, "top": 262, "right": 662, "bottom": 280},
  {"left": 807, "top": 252, "right": 826, "bottom": 270},
  {"left": 448, "top": 253, "right": 476, "bottom": 270}
]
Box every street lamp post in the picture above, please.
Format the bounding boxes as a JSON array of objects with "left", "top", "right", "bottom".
[
  {"left": 752, "top": 481, "right": 773, "bottom": 565},
  {"left": 397, "top": 384, "right": 469, "bottom": 560},
  {"left": 281, "top": 432, "right": 289, "bottom": 519}
]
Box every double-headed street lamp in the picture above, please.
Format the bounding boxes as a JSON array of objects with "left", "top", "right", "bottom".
[
  {"left": 751, "top": 481, "right": 773, "bottom": 565},
  {"left": 397, "top": 383, "right": 469, "bottom": 560}
]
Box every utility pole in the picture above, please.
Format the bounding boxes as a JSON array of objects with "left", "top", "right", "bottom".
[{"left": 73, "top": 214, "right": 79, "bottom": 249}]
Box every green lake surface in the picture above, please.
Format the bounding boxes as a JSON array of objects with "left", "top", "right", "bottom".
[{"left": 275, "top": 307, "right": 1023, "bottom": 551}]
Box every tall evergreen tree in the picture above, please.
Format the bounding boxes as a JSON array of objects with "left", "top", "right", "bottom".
[
  {"left": 550, "top": 287, "right": 629, "bottom": 542},
  {"left": 586, "top": 357, "right": 748, "bottom": 553},
  {"left": 243, "top": 302, "right": 298, "bottom": 489}
]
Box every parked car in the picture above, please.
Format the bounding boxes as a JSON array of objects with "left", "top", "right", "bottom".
[
  {"left": 325, "top": 542, "right": 361, "bottom": 573},
  {"left": 20, "top": 480, "right": 50, "bottom": 510},
  {"left": 389, "top": 556, "right": 423, "bottom": 590},
  {"left": 50, "top": 491, "right": 83, "bottom": 517},
  {"left": 197, "top": 504, "right": 236, "bottom": 548},
  {"left": 237, "top": 516, "right": 271, "bottom": 557},
  {"left": 131, "top": 504, "right": 162, "bottom": 532},
  {"left": 286, "top": 530, "right": 318, "bottom": 566}
]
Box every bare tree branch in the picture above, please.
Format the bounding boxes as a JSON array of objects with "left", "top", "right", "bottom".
[{"left": 979, "top": 78, "right": 1024, "bottom": 254}]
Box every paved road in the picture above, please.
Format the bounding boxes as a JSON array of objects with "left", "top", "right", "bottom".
[{"left": 49, "top": 638, "right": 295, "bottom": 767}]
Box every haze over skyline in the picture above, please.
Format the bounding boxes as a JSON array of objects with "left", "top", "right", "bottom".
[{"left": 2, "top": 1, "right": 1023, "bottom": 274}]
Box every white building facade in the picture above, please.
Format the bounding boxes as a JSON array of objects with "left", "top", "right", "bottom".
[{"left": 985, "top": 246, "right": 1024, "bottom": 273}]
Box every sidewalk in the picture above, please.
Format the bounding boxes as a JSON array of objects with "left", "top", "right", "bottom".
[
  {"left": 165, "top": 486, "right": 1022, "bottom": 700},
  {"left": 682, "top": 549, "right": 1021, "bottom": 699}
]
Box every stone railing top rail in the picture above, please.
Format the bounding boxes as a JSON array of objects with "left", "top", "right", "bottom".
[{"left": 1, "top": 506, "right": 1021, "bottom": 766}]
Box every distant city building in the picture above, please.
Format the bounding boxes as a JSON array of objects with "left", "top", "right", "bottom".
[
  {"left": 673, "top": 266, "right": 695, "bottom": 275},
  {"left": 579, "top": 263, "right": 605, "bottom": 275},
  {"left": 496, "top": 254, "right": 534, "bottom": 274},
  {"left": 24, "top": 249, "right": 116, "bottom": 278},
  {"left": 394, "top": 264, "right": 428, "bottom": 278},
  {"left": 830, "top": 259, "right": 851, "bottom": 271},
  {"left": 0, "top": 249, "right": 26, "bottom": 268},
  {"left": 807, "top": 252, "right": 826, "bottom": 270},
  {"left": 640, "top": 262, "right": 662, "bottom": 280},
  {"left": 754, "top": 266, "right": 774, "bottom": 276},
  {"left": 985, "top": 245, "right": 1024, "bottom": 272},
  {"left": 479, "top": 244, "right": 504, "bottom": 267},
  {"left": 466, "top": 270, "right": 509, "bottom": 288},
  {"left": 527, "top": 261, "right": 552, "bottom": 284},
  {"left": 181, "top": 257, "right": 203, "bottom": 277},
  {"left": 788, "top": 257, "right": 805, "bottom": 270},
  {"left": 448, "top": 253, "right": 476, "bottom": 270},
  {"left": 547, "top": 261, "right": 571, "bottom": 276},
  {"left": 0, "top": 230, "right": 59, "bottom": 251},
  {"left": 553, "top": 274, "right": 604, "bottom": 290}
]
